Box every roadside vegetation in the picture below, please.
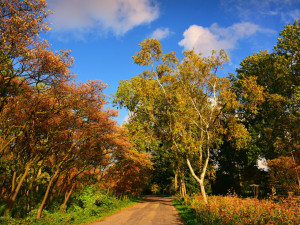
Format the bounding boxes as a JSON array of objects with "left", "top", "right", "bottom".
[
  {"left": 174, "top": 194, "right": 299, "bottom": 225},
  {"left": 0, "top": 185, "right": 144, "bottom": 225},
  {"left": 172, "top": 198, "right": 199, "bottom": 225}
]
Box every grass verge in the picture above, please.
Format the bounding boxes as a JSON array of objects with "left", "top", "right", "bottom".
[
  {"left": 172, "top": 198, "right": 200, "bottom": 225},
  {"left": 85, "top": 196, "right": 145, "bottom": 225}
]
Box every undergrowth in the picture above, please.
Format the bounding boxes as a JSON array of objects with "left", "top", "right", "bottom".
[{"left": 0, "top": 185, "right": 144, "bottom": 225}]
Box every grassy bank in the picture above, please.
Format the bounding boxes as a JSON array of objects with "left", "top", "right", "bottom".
[
  {"left": 172, "top": 198, "right": 199, "bottom": 225},
  {"left": 0, "top": 186, "right": 144, "bottom": 225},
  {"left": 174, "top": 195, "right": 299, "bottom": 225}
]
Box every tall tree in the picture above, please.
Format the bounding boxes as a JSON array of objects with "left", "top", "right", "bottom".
[
  {"left": 229, "top": 20, "right": 299, "bottom": 195},
  {"left": 115, "top": 39, "right": 251, "bottom": 203}
]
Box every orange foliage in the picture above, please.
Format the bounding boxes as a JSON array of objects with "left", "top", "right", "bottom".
[
  {"left": 104, "top": 132, "right": 153, "bottom": 196},
  {"left": 268, "top": 156, "right": 300, "bottom": 196},
  {"left": 185, "top": 194, "right": 299, "bottom": 224}
]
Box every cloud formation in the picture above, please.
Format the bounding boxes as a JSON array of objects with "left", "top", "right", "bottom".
[
  {"left": 150, "top": 28, "right": 171, "bottom": 40},
  {"left": 48, "top": 0, "right": 159, "bottom": 36},
  {"left": 178, "top": 23, "right": 274, "bottom": 56}
]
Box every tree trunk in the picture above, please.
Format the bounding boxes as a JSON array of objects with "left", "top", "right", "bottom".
[
  {"left": 60, "top": 184, "right": 75, "bottom": 212},
  {"left": 0, "top": 135, "right": 19, "bottom": 157},
  {"left": 11, "top": 171, "right": 16, "bottom": 192},
  {"left": 174, "top": 170, "right": 178, "bottom": 192},
  {"left": 37, "top": 169, "right": 59, "bottom": 218},
  {"left": 180, "top": 177, "right": 186, "bottom": 197},
  {"left": 186, "top": 157, "right": 208, "bottom": 203},
  {"left": 199, "top": 179, "right": 207, "bottom": 202},
  {"left": 4, "top": 159, "right": 35, "bottom": 216}
]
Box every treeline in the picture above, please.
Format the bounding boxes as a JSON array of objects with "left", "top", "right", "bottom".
[
  {"left": 114, "top": 20, "right": 299, "bottom": 199},
  {"left": 0, "top": 0, "right": 152, "bottom": 219}
]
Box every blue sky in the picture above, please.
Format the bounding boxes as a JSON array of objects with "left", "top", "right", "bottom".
[{"left": 44, "top": 0, "right": 300, "bottom": 124}]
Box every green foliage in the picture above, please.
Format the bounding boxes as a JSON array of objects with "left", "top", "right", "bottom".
[
  {"left": 149, "top": 146, "right": 177, "bottom": 195},
  {"left": 172, "top": 198, "right": 199, "bottom": 225},
  {"left": 232, "top": 19, "right": 299, "bottom": 159},
  {"left": 214, "top": 20, "right": 300, "bottom": 196},
  {"left": 0, "top": 186, "right": 144, "bottom": 225}
]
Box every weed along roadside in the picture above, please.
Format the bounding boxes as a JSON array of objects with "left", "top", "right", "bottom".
[{"left": 173, "top": 195, "right": 300, "bottom": 225}]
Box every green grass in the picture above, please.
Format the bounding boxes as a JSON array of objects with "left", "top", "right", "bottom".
[
  {"left": 0, "top": 195, "right": 145, "bottom": 225},
  {"left": 172, "top": 199, "right": 200, "bottom": 225},
  {"left": 83, "top": 196, "right": 145, "bottom": 225}
]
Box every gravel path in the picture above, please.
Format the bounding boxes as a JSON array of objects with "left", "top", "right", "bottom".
[{"left": 90, "top": 196, "right": 183, "bottom": 225}]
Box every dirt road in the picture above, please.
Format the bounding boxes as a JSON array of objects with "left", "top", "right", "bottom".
[{"left": 90, "top": 196, "right": 183, "bottom": 225}]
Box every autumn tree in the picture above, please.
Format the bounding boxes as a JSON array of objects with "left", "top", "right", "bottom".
[
  {"left": 114, "top": 39, "right": 251, "bottom": 203},
  {"left": 105, "top": 129, "right": 153, "bottom": 196},
  {"left": 115, "top": 76, "right": 188, "bottom": 196},
  {"left": 0, "top": 0, "right": 153, "bottom": 220},
  {"left": 0, "top": 0, "right": 148, "bottom": 218},
  {"left": 1, "top": 71, "right": 145, "bottom": 218},
  {"left": 268, "top": 156, "right": 299, "bottom": 196},
  {"left": 0, "top": 0, "right": 73, "bottom": 159},
  {"left": 0, "top": 0, "right": 74, "bottom": 214}
]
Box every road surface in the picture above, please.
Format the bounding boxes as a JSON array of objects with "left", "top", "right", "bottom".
[{"left": 90, "top": 196, "right": 183, "bottom": 225}]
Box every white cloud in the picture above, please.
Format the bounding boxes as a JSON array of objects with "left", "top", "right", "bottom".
[
  {"left": 48, "top": 0, "right": 159, "bottom": 36},
  {"left": 150, "top": 28, "right": 171, "bottom": 40},
  {"left": 178, "top": 23, "right": 274, "bottom": 56}
]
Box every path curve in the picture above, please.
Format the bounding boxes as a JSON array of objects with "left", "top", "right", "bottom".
[{"left": 90, "top": 196, "right": 183, "bottom": 225}]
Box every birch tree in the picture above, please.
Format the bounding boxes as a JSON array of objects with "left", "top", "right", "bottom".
[{"left": 115, "top": 39, "right": 251, "bottom": 203}]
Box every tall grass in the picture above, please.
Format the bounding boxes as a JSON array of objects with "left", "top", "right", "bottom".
[{"left": 179, "top": 194, "right": 299, "bottom": 225}]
